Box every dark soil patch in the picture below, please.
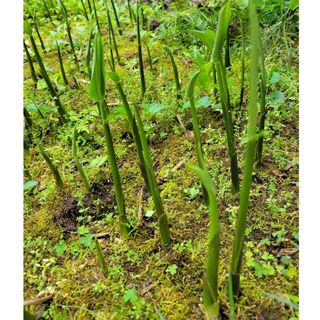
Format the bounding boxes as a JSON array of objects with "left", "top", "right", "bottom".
[{"left": 53, "top": 193, "right": 79, "bottom": 234}]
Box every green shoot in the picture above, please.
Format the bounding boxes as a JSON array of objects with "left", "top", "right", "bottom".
[
  {"left": 55, "top": 38, "right": 68, "bottom": 86},
  {"left": 165, "top": 46, "right": 181, "bottom": 104},
  {"left": 187, "top": 164, "right": 220, "bottom": 320},
  {"left": 95, "top": 238, "right": 108, "bottom": 275},
  {"left": 72, "top": 127, "right": 91, "bottom": 193},
  {"left": 92, "top": 0, "right": 101, "bottom": 33},
  {"left": 144, "top": 40, "right": 153, "bottom": 71},
  {"left": 137, "top": 4, "right": 146, "bottom": 97},
  {"left": 211, "top": 0, "right": 240, "bottom": 193},
  {"left": 80, "top": 0, "right": 89, "bottom": 20},
  {"left": 133, "top": 104, "right": 171, "bottom": 244},
  {"left": 42, "top": 0, "right": 52, "bottom": 22},
  {"left": 37, "top": 140, "right": 64, "bottom": 189},
  {"left": 238, "top": 15, "right": 245, "bottom": 108},
  {"left": 109, "top": 0, "right": 122, "bottom": 35},
  {"left": 106, "top": 71, "right": 151, "bottom": 193},
  {"left": 32, "top": 11, "right": 46, "bottom": 51},
  {"left": 89, "top": 32, "right": 130, "bottom": 238},
  {"left": 57, "top": 0, "right": 79, "bottom": 71},
  {"left": 230, "top": 0, "right": 260, "bottom": 297},
  {"left": 186, "top": 71, "right": 208, "bottom": 204},
  {"left": 87, "top": 0, "right": 92, "bottom": 14},
  {"left": 85, "top": 26, "right": 94, "bottom": 78},
  {"left": 24, "top": 20, "right": 67, "bottom": 121},
  {"left": 23, "top": 40, "right": 38, "bottom": 84},
  {"left": 127, "top": 0, "right": 133, "bottom": 23}
]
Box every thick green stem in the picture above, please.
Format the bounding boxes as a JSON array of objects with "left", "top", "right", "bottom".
[{"left": 230, "top": 0, "right": 260, "bottom": 296}]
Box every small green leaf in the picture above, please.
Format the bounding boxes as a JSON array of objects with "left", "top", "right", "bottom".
[
  {"left": 106, "top": 71, "right": 120, "bottom": 83},
  {"left": 145, "top": 209, "right": 154, "bottom": 218},
  {"left": 37, "top": 79, "right": 48, "bottom": 90},
  {"left": 79, "top": 234, "right": 93, "bottom": 247},
  {"left": 88, "top": 156, "right": 107, "bottom": 168},
  {"left": 191, "top": 29, "right": 216, "bottom": 51},
  {"left": 143, "top": 103, "right": 169, "bottom": 114},
  {"left": 77, "top": 226, "right": 89, "bottom": 234},
  {"left": 54, "top": 240, "right": 67, "bottom": 256},
  {"left": 122, "top": 288, "right": 138, "bottom": 303},
  {"left": 269, "top": 72, "right": 281, "bottom": 84},
  {"left": 24, "top": 20, "right": 32, "bottom": 36},
  {"left": 24, "top": 180, "right": 38, "bottom": 191},
  {"left": 166, "top": 264, "right": 177, "bottom": 276}
]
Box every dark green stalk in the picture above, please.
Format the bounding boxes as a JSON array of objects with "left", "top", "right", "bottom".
[
  {"left": 255, "top": 35, "right": 267, "bottom": 166},
  {"left": 72, "top": 127, "right": 91, "bottom": 193},
  {"left": 137, "top": 5, "right": 146, "bottom": 96},
  {"left": 23, "top": 40, "right": 38, "bottom": 84},
  {"left": 92, "top": 0, "right": 101, "bottom": 33},
  {"left": 37, "top": 140, "right": 64, "bottom": 189},
  {"left": 89, "top": 32, "right": 130, "bottom": 237},
  {"left": 225, "top": 26, "right": 231, "bottom": 69},
  {"left": 238, "top": 15, "right": 245, "bottom": 108},
  {"left": 95, "top": 238, "right": 108, "bottom": 274},
  {"left": 34, "top": 101, "right": 45, "bottom": 119},
  {"left": 25, "top": 21, "right": 67, "bottom": 120},
  {"left": 165, "top": 46, "right": 181, "bottom": 103},
  {"left": 127, "top": 0, "right": 133, "bottom": 23},
  {"left": 106, "top": 2, "right": 121, "bottom": 64},
  {"left": 109, "top": 0, "right": 122, "bottom": 35},
  {"left": 85, "top": 27, "right": 94, "bottom": 77},
  {"left": 32, "top": 13, "right": 46, "bottom": 51},
  {"left": 108, "top": 28, "right": 116, "bottom": 71},
  {"left": 187, "top": 164, "right": 220, "bottom": 319},
  {"left": 80, "top": 0, "right": 89, "bottom": 20},
  {"left": 42, "top": 0, "right": 52, "bottom": 22},
  {"left": 71, "top": 73, "right": 79, "bottom": 89},
  {"left": 133, "top": 104, "right": 171, "bottom": 244},
  {"left": 106, "top": 71, "right": 151, "bottom": 193},
  {"left": 87, "top": 0, "right": 92, "bottom": 13},
  {"left": 55, "top": 39, "right": 68, "bottom": 86},
  {"left": 212, "top": 0, "right": 239, "bottom": 193},
  {"left": 230, "top": 0, "right": 260, "bottom": 297},
  {"left": 24, "top": 106, "right": 33, "bottom": 128},
  {"left": 186, "top": 71, "right": 209, "bottom": 205}
]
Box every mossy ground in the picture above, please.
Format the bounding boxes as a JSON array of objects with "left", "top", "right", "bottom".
[{"left": 24, "top": 1, "right": 298, "bottom": 319}]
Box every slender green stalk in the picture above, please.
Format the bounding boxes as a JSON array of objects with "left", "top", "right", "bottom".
[
  {"left": 37, "top": 140, "right": 64, "bottom": 189},
  {"left": 106, "top": 1, "right": 121, "bottom": 64},
  {"left": 24, "top": 106, "right": 33, "bottom": 128},
  {"left": 238, "top": 15, "right": 245, "bottom": 108},
  {"left": 58, "top": 0, "right": 79, "bottom": 71},
  {"left": 95, "top": 238, "right": 108, "bottom": 274},
  {"left": 89, "top": 32, "right": 130, "bottom": 238},
  {"left": 106, "top": 71, "right": 151, "bottom": 193},
  {"left": 127, "top": 0, "right": 133, "bottom": 23},
  {"left": 225, "top": 26, "right": 231, "bottom": 69},
  {"left": 230, "top": 0, "right": 260, "bottom": 296},
  {"left": 32, "top": 12, "right": 46, "bottom": 51},
  {"left": 255, "top": 35, "right": 267, "bottom": 165},
  {"left": 227, "top": 271, "right": 235, "bottom": 320},
  {"left": 80, "top": 0, "right": 89, "bottom": 20},
  {"left": 23, "top": 40, "right": 38, "bottom": 84},
  {"left": 87, "top": 0, "right": 92, "bottom": 13},
  {"left": 186, "top": 71, "right": 208, "bottom": 205},
  {"left": 187, "top": 164, "right": 220, "bottom": 319},
  {"left": 24, "top": 21, "right": 67, "bottom": 120},
  {"left": 137, "top": 4, "right": 146, "bottom": 96},
  {"left": 85, "top": 26, "right": 94, "bottom": 78},
  {"left": 72, "top": 127, "right": 91, "bottom": 193},
  {"left": 92, "top": 0, "right": 101, "bottom": 33},
  {"left": 42, "top": 0, "right": 52, "bottom": 22},
  {"left": 165, "top": 46, "right": 181, "bottom": 103},
  {"left": 108, "top": 27, "right": 116, "bottom": 71},
  {"left": 109, "top": 0, "right": 122, "bottom": 35},
  {"left": 212, "top": 0, "right": 239, "bottom": 193},
  {"left": 144, "top": 41, "right": 153, "bottom": 71},
  {"left": 55, "top": 39, "right": 68, "bottom": 86},
  {"left": 133, "top": 104, "right": 171, "bottom": 244}
]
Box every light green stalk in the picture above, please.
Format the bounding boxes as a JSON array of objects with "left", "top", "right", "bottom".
[
  {"left": 133, "top": 104, "right": 171, "bottom": 244},
  {"left": 24, "top": 21, "right": 67, "bottom": 121},
  {"left": 57, "top": 0, "right": 79, "bottom": 71},
  {"left": 165, "top": 46, "right": 181, "bottom": 103},
  {"left": 106, "top": 71, "right": 151, "bottom": 193},
  {"left": 186, "top": 71, "right": 209, "bottom": 205},
  {"left": 230, "top": 0, "right": 260, "bottom": 296},
  {"left": 238, "top": 15, "right": 245, "bottom": 108},
  {"left": 137, "top": 4, "right": 146, "bottom": 96},
  {"left": 95, "top": 238, "right": 108, "bottom": 274},
  {"left": 37, "top": 140, "right": 64, "bottom": 189},
  {"left": 212, "top": 0, "right": 239, "bottom": 193},
  {"left": 72, "top": 127, "right": 91, "bottom": 193},
  {"left": 23, "top": 40, "right": 38, "bottom": 84},
  {"left": 89, "top": 32, "right": 130, "bottom": 237},
  {"left": 85, "top": 26, "right": 94, "bottom": 78},
  {"left": 187, "top": 164, "right": 220, "bottom": 320},
  {"left": 105, "top": 1, "right": 121, "bottom": 64},
  {"left": 144, "top": 41, "right": 153, "bottom": 71},
  {"left": 55, "top": 39, "right": 68, "bottom": 86}
]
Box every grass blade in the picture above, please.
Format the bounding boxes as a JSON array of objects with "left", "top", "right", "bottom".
[
  {"left": 23, "top": 40, "right": 38, "bottom": 84},
  {"left": 165, "top": 46, "right": 181, "bottom": 103}
]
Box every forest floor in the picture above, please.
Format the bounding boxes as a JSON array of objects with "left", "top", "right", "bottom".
[{"left": 24, "top": 1, "right": 299, "bottom": 319}]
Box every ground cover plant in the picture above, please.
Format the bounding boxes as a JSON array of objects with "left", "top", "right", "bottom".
[{"left": 24, "top": 0, "right": 299, "bottom": 318}]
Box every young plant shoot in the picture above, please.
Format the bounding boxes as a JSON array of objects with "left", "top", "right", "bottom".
[
  {"left": 88, "top": 32, "right": 130, "bottom": 238},
  {"left": 137, "top": 4, "right": 146, "bottom": 97}
]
